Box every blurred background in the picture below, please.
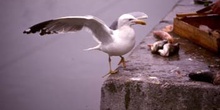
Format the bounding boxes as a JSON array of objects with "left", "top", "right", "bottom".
[{"left": 0, "top": 0, "right": 178, "bottom": 110}]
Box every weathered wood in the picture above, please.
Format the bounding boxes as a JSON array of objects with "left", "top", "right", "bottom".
[{"left": 173, "top": 15, "right": 220, "bottom": 53}]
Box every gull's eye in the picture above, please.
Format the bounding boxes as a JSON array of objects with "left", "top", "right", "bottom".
[{"left": 128, "top": 18, "right": 133, "bottom": 21}]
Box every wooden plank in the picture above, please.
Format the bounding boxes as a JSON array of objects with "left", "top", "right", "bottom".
[{"left": 173, "top": 17, "right": 220, "bottom": 53}]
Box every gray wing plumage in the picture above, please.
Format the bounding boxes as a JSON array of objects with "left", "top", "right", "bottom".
[
  {"left": 23, "top": 16, "right": 113, "bottom": 43},
  {"left": 109, "top": 20, "right": 118, "bottom": 30},
  {"left": 109, "top": 12, "right": 148, "bottom": 30},
  {"left": 128, "top": 12, "right": 148, "bottom": 19}
]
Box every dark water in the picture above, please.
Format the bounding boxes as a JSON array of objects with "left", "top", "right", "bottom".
[{"left": 0, "top": 0, "right": 178, "bottom": 110}]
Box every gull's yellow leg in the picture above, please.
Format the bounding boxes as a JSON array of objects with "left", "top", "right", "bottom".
[
  {"left": 118, "top": 56, "right": 126, "bottom": 68},
  {"left": 102, "top": 56, "right": 118, "bottom": 78},
  {"left": 108, "top": 56, "right": 118, "bottom": 74}
]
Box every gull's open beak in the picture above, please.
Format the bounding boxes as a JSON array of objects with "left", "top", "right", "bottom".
[{"left": 134, "top": 20, "right": 146, "bottom": 25}]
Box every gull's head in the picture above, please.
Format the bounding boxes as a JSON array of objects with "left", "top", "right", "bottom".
[{"left": 117, "top": 12, "right": 148, "bottom": 28}]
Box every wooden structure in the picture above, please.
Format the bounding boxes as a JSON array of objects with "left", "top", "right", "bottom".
[{"left": 173, "top": 14, "right": 220, "bottom": 53}]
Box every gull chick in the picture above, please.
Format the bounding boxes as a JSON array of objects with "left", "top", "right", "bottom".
[{"left": 23, "top": 12, "right": 148, "bottom": 74}]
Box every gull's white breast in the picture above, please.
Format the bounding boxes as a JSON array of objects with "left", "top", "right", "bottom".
[{"left": 101, "top": 26, "right": 136, "bottom": 56}]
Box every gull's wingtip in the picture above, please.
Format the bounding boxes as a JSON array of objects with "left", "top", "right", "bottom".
[{"left": 23, "top": 28, "right": 31, "bottom": 34}]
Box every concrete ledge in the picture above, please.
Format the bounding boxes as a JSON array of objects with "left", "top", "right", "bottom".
[
  {"left": 101, "top": 77, "right": 220, "bottom": 110},
  {"left": 101, "top": 0, "right": 220, "bottom": 110}
]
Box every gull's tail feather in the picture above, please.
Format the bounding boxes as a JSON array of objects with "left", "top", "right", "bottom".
[{"left": 84, "top": 44, "right": 101, "bottom": 51}]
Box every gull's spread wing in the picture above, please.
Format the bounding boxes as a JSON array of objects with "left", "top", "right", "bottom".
[
  {"left": 109, "top": 11, "right": 148, "bottom": 30},
  {"left": 128, "top": 12, "right": 148, "bottom": 19},
  {"left": 23, "top": 16, "right": 113, "bottom": 44}
]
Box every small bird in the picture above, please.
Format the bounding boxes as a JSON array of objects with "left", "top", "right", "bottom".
[{"left": 23, "top": 12, "right": 148, "bottom": 74}]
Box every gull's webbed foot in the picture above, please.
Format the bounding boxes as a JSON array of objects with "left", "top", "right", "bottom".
[
  {"left": 102, "top": 70, "right": 118, "bottom": 78},
  {"left": 109, "top": 70, "right": 118, "bottom": 74},
  {"left": 118, "top": 56, "right": 126, "bottom": 68}
]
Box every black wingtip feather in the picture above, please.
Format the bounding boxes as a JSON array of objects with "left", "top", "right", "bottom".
[
  {"left": 23, "top": 29, "right": 31, "bottom": 34},
  {"left": 23, "top": 20, "right": 54, "bottom": 35}
]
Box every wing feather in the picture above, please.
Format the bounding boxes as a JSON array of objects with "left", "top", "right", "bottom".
[
  {"left": 109, "top": 12, "right": 148, "bottom": 30},
  {"left": 23, "top": 16, "right": 113, "bottom": 44}
]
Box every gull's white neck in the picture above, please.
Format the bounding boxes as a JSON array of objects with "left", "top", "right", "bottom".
[{"left": 116, "top": 25, "right": 135, "bottom": 40}]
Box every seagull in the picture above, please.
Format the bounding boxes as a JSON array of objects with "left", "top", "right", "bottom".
[{"left": 23, "top": 12, "right": 148, "bottom": 75}]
